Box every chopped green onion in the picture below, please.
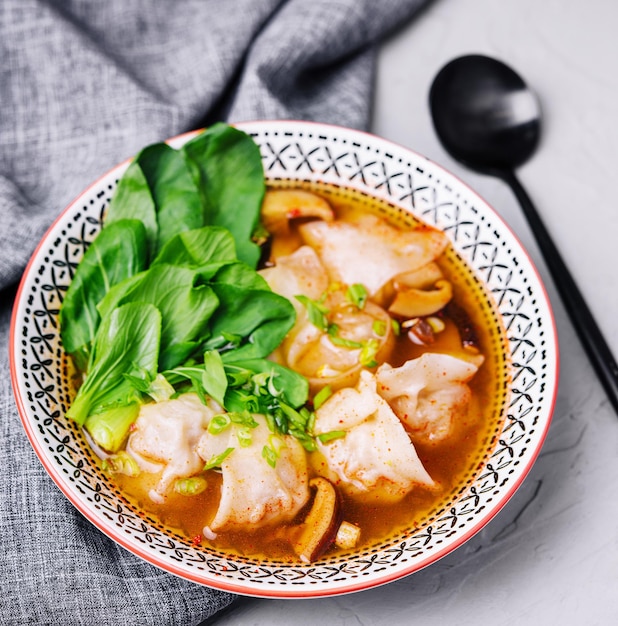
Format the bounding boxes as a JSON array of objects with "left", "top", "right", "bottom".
[
  {"left": 327, "top": 322, "right": 364, "bottom": 349},
  {"left": 165, "top": 352, "right": 315, "bottom": 452},
  {"left": 295, "top": 295, "right": 329, "bottom": 331},
  {"left": 391, "top": 319, "right": 401, "bottom": 336},
  {"left": 278, "top": 401, "right": 309, "bottom": 429},
  {"left": 329, "top": 335, "right": 363, "bottom": 349},
  {"left": 229, "top": 410, "right": 258, "bottom": 428},
  {"left": 289, "top": 427, "right": 315, "bottom": 445},
  {"left": 317, "top": 430, "right": 347, "bottom": 444},
  {"left": 306, "top": 411, "right": 316, "bottom": 436},
  {"left": 313, "top": 385, "right": 333, "bottom": 410},
  {"left": 266, "top": 373, "right": 282, "bottom": 398},
  {"left": 301, "top": 439, "right": 318, "bottom": 452},
  {"left": 269, "top": 434, "right": 286, "bottom": 454},
  {"left": 359, "top": 338, "right": 380, "bottom": 367},
  {"left": 327, "top": 323, "right": 339, "bottom": 337},
  {"left": 262, "top": 444, "right": 278, "bottom": 468},
  {"left": 262, "top": 434, "right": 287, "bottom": 468},
  {"left": 346, "top": 283, "right": 368, "bottom": 309},
  {"left": 101, "top": 451, "right": 141, "bottom": 476},
  {"left": 174, "top": 476, "right": 207, "bottom": 496},
  {"left": 224, "top": 365, "right": 251, "bottom": 386},
  {"left": 372, "top": 319, "right": 387, "bottom": 337},
  {"left": 251, "top": 371, "right": 271, "bottom": 389},
  {"left": 237, "top": 427, "right": 253, "bottom": 447},
  {"left": 208, "top": 413, "right": 231, "bottom": 434},
  {"left": 203, "top": 447, "right": 234, "bottom": 470},
  {"left": 264, "top": 411, "right": 277, "bottom": 433}
]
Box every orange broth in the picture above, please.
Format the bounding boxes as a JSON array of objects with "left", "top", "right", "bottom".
[{"left": 105, "top": 183, "right": 508, "bottom": 563}]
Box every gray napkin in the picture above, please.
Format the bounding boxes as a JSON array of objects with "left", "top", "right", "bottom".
[{"left": 0, "top": 1, "right": 431, "bottom": 624}]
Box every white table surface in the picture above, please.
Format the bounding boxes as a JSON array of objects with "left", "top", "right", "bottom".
[{"left": 205, "top": 0, "right": 618, "bottom": 623}]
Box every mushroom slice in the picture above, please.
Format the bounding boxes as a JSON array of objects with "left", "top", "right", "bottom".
[
  {"left": 262, "top": 189, "right": 334, "bottom": 233},
  {"left": 293, "top": 477, "right": 341, "bottom": 563},
  {"left": 388, "top": 278, "right": 453, "bottom": 318},
  {"left": 444, "top": 300, "right": 482, "bottom": 355},
  {"left": 262, "top": 189, "right": 334, "bottom": 259},
  {"left": 393, "top": 262, "right": 444, "bottom": 290}
]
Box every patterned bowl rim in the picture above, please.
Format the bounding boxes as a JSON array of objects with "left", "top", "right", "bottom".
[{"left": 10, "top": 120, "right": 559, "bottom": 598}]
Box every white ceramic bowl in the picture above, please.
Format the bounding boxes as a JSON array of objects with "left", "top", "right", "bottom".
[{"left": 10, "top": 120, "right": 558, "bottom": 598}]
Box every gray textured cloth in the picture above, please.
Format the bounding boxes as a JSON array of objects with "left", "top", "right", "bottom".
[{"left": 0, "top": 1, "right": 431, "bottom": 624}]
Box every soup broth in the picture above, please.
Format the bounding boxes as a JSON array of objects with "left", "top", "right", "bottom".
[{"left": 102, "top": 182, "right": 508, "bottom": 563}]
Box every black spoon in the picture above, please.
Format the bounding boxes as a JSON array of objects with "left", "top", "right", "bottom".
[{"left": 429, "top": 53, "right": 618, "bottom": 416}]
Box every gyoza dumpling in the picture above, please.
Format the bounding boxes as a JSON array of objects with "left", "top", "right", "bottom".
[
  {"left": 282, "top": 293, "right": 395, "bottom": 393},
  {"left": 126, "top": 393, "right": 218, "bottom": 503},
  {"left": 376, "top": 353, "right": 481, "bottom": 444},
  {"left": 197, "top": 414, "right": 309, "bottom": 532},
  {"left": 313, "top": 370, "right": 435, "bottom": 503},
  {"left": 259, "top": 245, "right": 329, "bottom": 309},
  {"left": 261, "top": 246, "right": 395, "bottom": 393},
  {"left": 299, "top": 213, "right": 448, "bottom": 297}
]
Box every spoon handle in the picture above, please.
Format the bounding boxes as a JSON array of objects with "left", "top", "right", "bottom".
[{"left": 503, "top": 169, "right": 618, "bottom": 415}]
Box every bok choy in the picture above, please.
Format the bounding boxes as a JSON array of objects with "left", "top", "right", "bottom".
[{"left": 60, "top": 123, "right": 305, "bottom": 453}]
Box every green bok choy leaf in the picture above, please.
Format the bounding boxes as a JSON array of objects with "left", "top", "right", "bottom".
[
  {"left": 60, "top": 124, "right": 304, "bottom": 453},
  {"left": 66, "top": 301, "right": 161, "bottom": 427},
  {"left": 59, "top": 219, "right": 148, "bottom": 371}
]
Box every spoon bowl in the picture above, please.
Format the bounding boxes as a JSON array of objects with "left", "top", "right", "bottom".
[
  {"left": 429, "top": 53, "right": 618, "bottom": 416},
  {"left": 429, "top": 55, "right": 541, "bottom": 173}
]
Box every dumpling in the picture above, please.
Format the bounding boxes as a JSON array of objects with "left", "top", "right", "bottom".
[
  {"left": 126, "top": 393, "right": 218, "bottom": 503},
  {"left": 283, "top": 293, "right": 395, "bottom": 392},
  {"left": 376, "top": 353, "right": 480, "bottom": 444},
  {"left": 261, "top": 246, "right": 395, "bottom": 393},
  {"left": 259, "top": 245, "right": 329, "bottom": 309},
  {"left": 299, "top": 213, "right": 448, "bottom": 297},
  {"left": 313, "top": 370, "right": 435, "bottom": 503},
  {"left": 197, "top": 414, "right": 309, "bottom": 532}
]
